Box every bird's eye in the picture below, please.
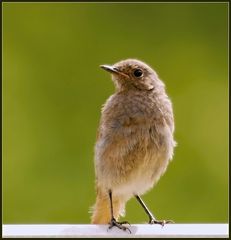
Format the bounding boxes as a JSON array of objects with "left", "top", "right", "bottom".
[{"left": 133, "top": 69, "right": 143, "bottom": 78}]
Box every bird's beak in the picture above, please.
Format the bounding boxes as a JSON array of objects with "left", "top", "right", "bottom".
[
  {"left": 100, "top": 65, "right": 129, "bottom": 78},
  {"left": 100, "top": 65, "right": 120, "bottom": 74}
]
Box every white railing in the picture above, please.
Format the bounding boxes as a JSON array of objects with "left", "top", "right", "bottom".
[{"left": 2, "top": 224, "right": 229, "bottom": 238}]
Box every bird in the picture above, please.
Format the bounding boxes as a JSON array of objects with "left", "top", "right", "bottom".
[{"left": 90, "top": 59, "right": 176, "bottom": 232}]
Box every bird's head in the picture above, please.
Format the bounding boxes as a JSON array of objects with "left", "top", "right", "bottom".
[{"left": 100, "top": 59, "right": 165, "bottom": 91}]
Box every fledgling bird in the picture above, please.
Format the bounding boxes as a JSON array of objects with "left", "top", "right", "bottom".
[{"left": 91, "top": 59, "right": 176, "bottom": 232}]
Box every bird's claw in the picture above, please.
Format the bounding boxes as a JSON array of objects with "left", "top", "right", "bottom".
[
  {"left": 108, "top": 218, "right": 131, "bottom": 233},
  {"left": 149, "top": 218, "right": 174, "bottom": 226}
]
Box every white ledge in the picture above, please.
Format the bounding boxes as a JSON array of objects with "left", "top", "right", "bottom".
[{"left": 2, "top": 224, "right": 229, "bottom": 238}]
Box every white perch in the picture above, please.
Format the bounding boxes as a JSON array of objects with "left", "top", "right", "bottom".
[{"left": 2, "top": 224, "right": 229, "bottom": 238}]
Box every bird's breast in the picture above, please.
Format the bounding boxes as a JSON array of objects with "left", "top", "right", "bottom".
[{"left": 95, "top": 91, "right": 175, "bottom": 197}]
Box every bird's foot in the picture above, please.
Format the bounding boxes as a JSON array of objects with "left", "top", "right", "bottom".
[
  {"left": 108, "top": 217, "right": 131, "bottom": 233},
  {"left": 149, "top": 218, "right": 174, "bottom": 227}
]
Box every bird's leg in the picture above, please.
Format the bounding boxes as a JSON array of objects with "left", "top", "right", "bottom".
[
  {"left": 108, "top": 190, "right": 131, "bottom": 233},
  {"left": 135, "top": 195, "right": 174, "bottom": 226}
]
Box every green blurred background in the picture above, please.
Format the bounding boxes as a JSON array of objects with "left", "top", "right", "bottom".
[{"left": 3, "top": 3, "right": 228, "bottom": 224}]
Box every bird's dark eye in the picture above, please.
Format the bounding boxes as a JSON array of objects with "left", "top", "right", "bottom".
[{"left": 133, "top": 69, "right": 143, "bottom": 78}]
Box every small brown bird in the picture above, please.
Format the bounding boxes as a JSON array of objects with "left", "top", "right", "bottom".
[{"left": 91, "top": 59, "right": 176, "bottom": 232}]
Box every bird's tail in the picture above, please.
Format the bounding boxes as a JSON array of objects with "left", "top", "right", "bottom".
[{"left": 90, "top": 188, "right": 125, "bottom": 224}]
